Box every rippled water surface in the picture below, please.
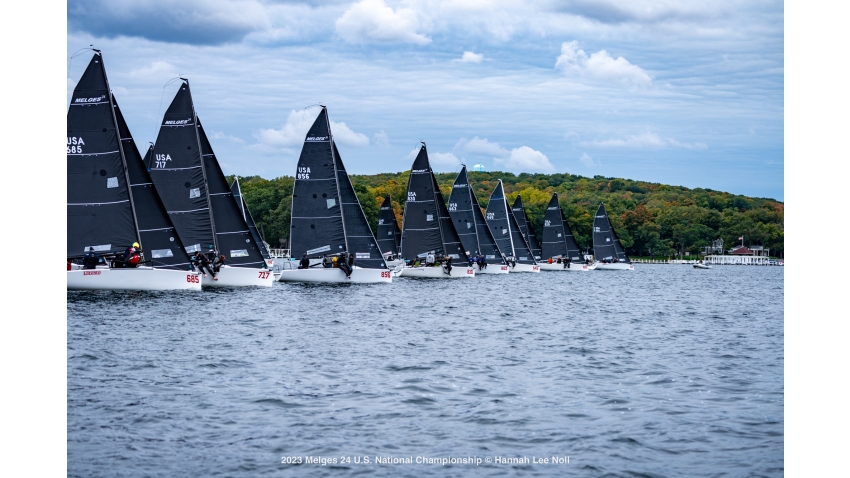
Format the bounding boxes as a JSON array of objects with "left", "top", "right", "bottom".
[{"left": 68, "top": 265, "right": 783, "bottom": 477}]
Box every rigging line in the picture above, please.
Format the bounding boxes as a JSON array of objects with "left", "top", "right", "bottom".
[
  {"left": 153, "top": 77, "right": 185, "bottom": 142},
  {"left": 67, "top": 46, "right": 96, "bottom": 82}
]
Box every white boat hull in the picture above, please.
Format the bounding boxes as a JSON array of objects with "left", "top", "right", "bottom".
[
  {"left": 67, "top": 267, "right": 202, "bottom": 291},
  {"left": 693, "top": 264, "right": 712, "bottom": 269},
  {"left": 201, "top": 265, "right": 275, "bottom": 287},
  {"left": 474, "top": 263, "right": 510, "bottom": 274},
  {"left": 277, "top": 266, "right": 392, "bottom": 283},
  {"left": 595, "top": 262, "right": 634, "bottom": 271},
  {"left": 539, "top": 262, "right": 590, "bottom": 271},
  {"left": 385, "top": 259, "right": 404, "bottom": 268},
  {"left": 510, "top": 263, "right": 540, "bottom": 273},
  {"left": 393, "top": 265, "right": 475, "bottom": 278}
]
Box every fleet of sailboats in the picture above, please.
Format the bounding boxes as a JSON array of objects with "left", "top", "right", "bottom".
[{"left": 67, "top": 51, "right": 635, "bottom": 291}]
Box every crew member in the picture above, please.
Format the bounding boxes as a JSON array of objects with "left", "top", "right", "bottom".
[
  {"left": 193, "top": 251, "right": 217, "bottom": 280},
  {"left": 213, "top": 254, "right": 226, "bottom": 273},
  {"left": 298, "top": 253, "right": 310, "bottom": 269},
  {"left": 426, "top": 251, "right": 435, "bottom": 266},
  {"left": 82, "top": 247, "right": 100, "bottom": 270},
  {"left": 339, "top": 252, "right": 353, "bottom": 278},
  {"left": 443, "top": 254, "right": 453, "bottom": 274}
]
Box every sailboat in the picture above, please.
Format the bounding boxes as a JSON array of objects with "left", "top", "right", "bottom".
[
  {"left": 539, "top": 193, "right": 590, "bottom": 271},
  {"left": 67, "top": 51, "right": 201, "bottom": 291},
  {"left": 592, "top": 203, "right": 634, "bottom": 270},
  {"left": 230, "top": 178, "right": 274, "bottom": 268},
  {"left": 396, "top": 144, "right": 475, "bottom": 278},
  {"left": 447, "top": 166, "right": 509, "bottom": 274},
  {"left": 484, "top": 181, "right": 540, "bottom": 272},
  {"left": 146, "top": 79, "right": 274, "bottom": 287},
  {"left": 377, "top": 194, "right": 403, "bottom": 268},
  {"left": 277, "top": 107, "right": 391, "bottom": 283},
  {"left": 511, "top": 195, "right": 543, "bottom": 260}
]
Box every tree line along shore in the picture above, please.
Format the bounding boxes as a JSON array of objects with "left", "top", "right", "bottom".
[{"left": 227, "top": 171, "right": 784, "bottom": 259}]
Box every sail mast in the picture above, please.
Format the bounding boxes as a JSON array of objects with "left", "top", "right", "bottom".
[
  {"left": 102, "top": 51, "right": 142, "bottom": 249},
  {"left": 426, "top": 143, "right": 447, "bottom": 255},
  {"left": 501, "top": 181, "right": 515, "bottom": 256},
  {"left": 186, "top": 79, "right": 219, "bottom": 253}
]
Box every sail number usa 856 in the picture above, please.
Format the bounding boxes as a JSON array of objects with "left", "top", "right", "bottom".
[{"left": 297, "top": 167, "right": 310, "bottom": 179}]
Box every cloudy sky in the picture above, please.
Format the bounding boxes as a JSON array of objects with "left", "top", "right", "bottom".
[{"left": 67, "top": 0, "right": 784, "bottom": 200}]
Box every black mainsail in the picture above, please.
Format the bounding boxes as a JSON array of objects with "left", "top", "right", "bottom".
[
  {"left": 592, "top": 203, "right": 630, "bottom": 263},
  {"left": 541, "top": 193, "right": 568, "bottom": 260},
  {"left": 67, "top": 52, "right": 139, "bottom": 259},
  {"left": 563, "top": 218, "right": 583, "bottom": 263},
  {"left": 484, "top": 181, "right": 536, "bottom": 264},
  {"left": 447, "top": 166, "right": 504, "bottom": 263},
  {"left": 288, "top": 108, "right": 386, "bottom": 269},
  {"left": 512, "top": 195, "right": 542, "bottom": 259},
  {"left": 146, "top": 80, "right": 265, "bottom": 268},
  {"left": 230, "top": 178, "right": 271, "bottom": 260},
  {"left": 400, "top": 144, "right": 469, "bottom": 263},
  {"left": 376, "top": 195, "right": 401, "bottom": 257}
]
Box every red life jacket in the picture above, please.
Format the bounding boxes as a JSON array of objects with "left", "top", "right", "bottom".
[{"left": 129, "top": 253, "right": 140, "bottom": 265}]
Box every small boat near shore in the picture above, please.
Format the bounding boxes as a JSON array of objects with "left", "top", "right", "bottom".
[{"left": 693, "top": 262, "right": 712, "bottom": 269}]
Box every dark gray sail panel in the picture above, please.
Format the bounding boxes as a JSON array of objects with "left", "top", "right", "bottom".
[
  {"left": 333, "top": 142, "right": 387, "bottom": 269},
  {"left": 147, "top": 82, "right": 214, "bottom": 253},
  {"left": 231, "top": 180, "right": 271, "bottom": 260},
  {"left": 198, "top": 122, "right": 266, "bottom": 267},
  {"left": 120, "top": 108, "right": 192, "bottom": 270},
  {"left": 67, "top": 52, "right": 137, "bottom": 258},
  {"left": 289, "top": 109, "right": 346, "bottom": 259},
  {"left": 434, "top": 175, "right": 469, "bottom": 263},
  {"left": 541, "top": 193, "right": 568, "bottom": 260},
  {"left": 484, "top": 181, "right": 513, "bottom": 261},
  {"left": 400, "top": 145, "right": 444, "bottom": 260},
  {"left": 470, "top": 187, "right": 505, "bottom": 263},
  {"left": 376, "top": 195, "right": 401, "bottom": 256},
  {"left": 563, "top": 219, "right": 583, "bottom": 263},
  {"left": 592, "top": 203, "right": 630, "bottom": 263},
  {"left": 448, "top": 166, "right": 481, "bottom": 256},
  {"left": 512, "top": 196, "right": 542, "bottom": 259},
  {"left": 508, "top": 208, "right": 536, "bottom": 264}
]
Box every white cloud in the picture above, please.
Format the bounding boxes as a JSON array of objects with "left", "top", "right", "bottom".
[
  {"left": 210, "top": 131, "right": 246, "bottom": 144},
  {"left": 330, "top": 120, "right": 370, "bottom": 147},
  {"left": 129, "top": 61, "right": 179, "bottom": 79},
  {"left": 579, "top": 152, "right": 596, "bottom": 167},
  {"left": 430, "top": 152, "right": 461, "bottom": 168},
  {"left": 455, "top": 51, "right": 484, "bottom": 63},
  {"left": 496, "top": 146, "right": 554, "bottom": 172},
  {"left": 254, "top": 107, "right": 369, "bottom": 149},
  {"left": 335, "top": 0, "right": 431, "bottom": 45},
  {"left": 456, "top": 137, "right": 553, "bottom": 172},
  {"left": 556, "top": 41, "right": 652, "bottom": 86},
  {"left": 254, "top": 106, "right": 321, "bottom": 149},
  {"left": 585, "top": 132, "right": 707, "bottom": 150},
  {"left": 373, "top": 130, "right": 390, "bottom": 147}
]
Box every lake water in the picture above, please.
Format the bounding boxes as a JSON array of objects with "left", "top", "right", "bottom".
[{"left": 67, "top": 265, "right": 784, "bottom": 477}]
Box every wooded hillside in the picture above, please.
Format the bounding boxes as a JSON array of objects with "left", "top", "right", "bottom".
[{"left": 230, "top": 172, "right": 784, "bottom": 258}]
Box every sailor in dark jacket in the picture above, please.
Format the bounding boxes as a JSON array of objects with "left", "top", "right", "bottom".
[
  {"left": 82, "top": 247, "right": 99, "bottom": 270},
  {"left": 298, "top": 253, "right": 310, "bottom": 269}
]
